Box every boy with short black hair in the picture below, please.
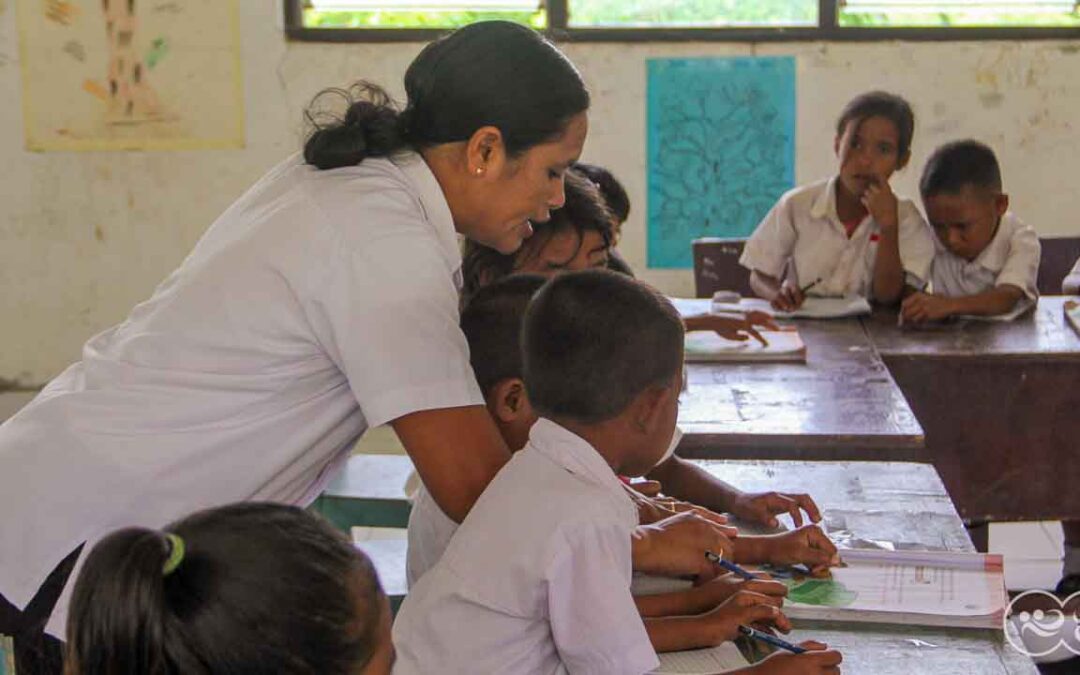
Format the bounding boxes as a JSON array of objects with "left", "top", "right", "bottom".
[
  {"left": 902, "top": 140, "right": 1040, "bottom": 323},
  {"left": 395, "top": 270, "right": 841, "bottom": 674}
]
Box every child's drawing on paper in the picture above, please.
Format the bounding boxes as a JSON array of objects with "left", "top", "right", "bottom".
[{"left": 18, "top": 0, "right": 243, "bottom": 150}]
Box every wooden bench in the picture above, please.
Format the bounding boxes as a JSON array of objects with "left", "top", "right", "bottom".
[{"left": 312, "top": 454, "right": 414, "bottom": 531}]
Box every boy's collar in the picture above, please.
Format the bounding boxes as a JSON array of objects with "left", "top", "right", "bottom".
[
  {"left": 809, "top": 176, "right": 839, "bottom": 221},
  {"left": 966, "top": 212, "right": 1012, "bottom": 271},
  {"left": 528, "top": 418, "right": 629, "bottom": 496}
]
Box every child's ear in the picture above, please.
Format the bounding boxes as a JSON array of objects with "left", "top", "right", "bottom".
[
  {"left": 488, "top": 378, "right": 529, "bottom": 423},
  {"left": 630, "top": 382, "right": 676, "bottom": 435},
  {"left": 994, "top": 193, "right": 1010, "bottom": 218}
]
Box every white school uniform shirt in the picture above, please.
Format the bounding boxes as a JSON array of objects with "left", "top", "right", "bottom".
[
  {"left": 1064, "top": 256, "right": 1080, "bottom": 294},
  {"left": 930, "top": 212, "right": 1040, "bottom": 306},
  {"left": 740, "top": 176, "right": 935, "bottom": 298},
  {"left": 393, "top": 418, "right": 659, "bottom": 675},
  {"left": 0, "top": 151, "right": 483, "bottom": 636},
  {"left": 405, "top": 425, "right": 684, "bottom": 588}
]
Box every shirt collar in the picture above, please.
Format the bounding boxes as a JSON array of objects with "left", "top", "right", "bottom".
[
  {"left": 393, "top": 152, "right": 463, "bottom": 273},
  {"left": 810, "top": 175, "right": 840, "bottom": 222},
  {"left": 969, "top": 211, "right": 1018, "bottom": 273},
  {"left": 527, "top": 418, "right": 634, "bottom": 509}
]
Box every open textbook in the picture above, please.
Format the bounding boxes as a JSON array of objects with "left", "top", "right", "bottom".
[
  {"left": 779, "top": 549, "right": 1007, "bottom": 629},
  {"left": 669, "top": 296, "right": 871, "bottom": 320},
  {"left": 653, "top": 642, "right": 750, "bottom": 674},
  {"left": 632, "top": 548, "right": 1007, "bottom": 630},
  {"left": 684, "top": 328, "right": 807, "bottom": 364},
  {"left": 711, "top": 296, "right": 872, "bottom": 320}
]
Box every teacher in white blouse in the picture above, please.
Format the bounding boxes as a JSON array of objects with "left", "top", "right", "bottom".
[{"left": 0, "top": 20, "right": 593, "bottom": 640}]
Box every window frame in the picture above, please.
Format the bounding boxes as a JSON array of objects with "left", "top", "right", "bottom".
[{"left": 284, "top": 0, "right": 1080, "bottom": 42}]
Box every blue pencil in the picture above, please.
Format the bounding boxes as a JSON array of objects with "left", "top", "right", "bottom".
[
  {"left": 704, "top": 550, "right": 757, "bottom": 580},
  {"left": 738, "top": 625, "right": 807, "bottom": 654}
]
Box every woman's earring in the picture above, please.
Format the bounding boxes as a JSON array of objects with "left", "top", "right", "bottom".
[{"left": 475, "top": 167, "right": 485, "bottom": 176}]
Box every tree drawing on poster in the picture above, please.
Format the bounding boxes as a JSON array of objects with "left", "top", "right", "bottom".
[
  {"left": 647, "top": 57, "right": 795, "bottom": 269},
  {"left": 17, "top": 0, "right": 243, "bottom": 151}
]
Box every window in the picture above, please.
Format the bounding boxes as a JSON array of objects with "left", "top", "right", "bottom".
[{"left": 285, "top": 0, "right": 1080, "bottom": 40}]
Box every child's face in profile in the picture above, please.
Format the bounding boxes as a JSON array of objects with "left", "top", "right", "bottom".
[
  {"left": 834, "top": 115, "right": 907, "bottom": 198},
  {"left": 924, "top": 187, "right": 1008, "bottom": 262},
  {"left": 514, "top": 226, "right": 610, "bottom": 277}
]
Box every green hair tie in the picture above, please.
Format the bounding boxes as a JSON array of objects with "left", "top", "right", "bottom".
[{"left": 162, "top": 533, "right": 185, "bottom": 576}]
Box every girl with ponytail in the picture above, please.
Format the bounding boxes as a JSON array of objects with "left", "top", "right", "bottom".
[
  {"left": 1, "top": 21, "right": 595, "bottom": 661},
  {"left": 65, "top": 503, "right": 392, "bottom": 675}
]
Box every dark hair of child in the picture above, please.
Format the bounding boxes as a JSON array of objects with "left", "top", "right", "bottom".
[
  {"left": 460, "top": 274, "right": 548, "bottom": 394},
  {"left": 522, "top": 270, "right": 684, "bottom": 424},
  {"left": 461, "top": 168, "right": 615, "bottom": 299},
  {"left": 919, "top": 139, "right": 1002, "bottom": 198},
  {"left": 835, "top": 91, "right": 915, "bottom": 159},
  {"left": 65, "top": 502, "right": 383, "bottom": 675}
]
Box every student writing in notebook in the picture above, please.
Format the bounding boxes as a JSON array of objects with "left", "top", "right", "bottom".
[
  {"left": 901, "top": 140, "right": 1040, "bottom": 323},
  {"left": 64, "top": 503, "right": 393, "bottom": 675},
  {"left": 408, "top": 274, "right": 836, "bottom": 587},
  {"left": 741, "top": 91, "right": 935, "bottom": 311},
  {"left": 393, "top": 270, "right": 842, "bottom": 674}
]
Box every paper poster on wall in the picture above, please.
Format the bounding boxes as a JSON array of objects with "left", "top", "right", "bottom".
[
  {"left": 17, "top": 0, "right": 243, "bottom": 151},
  {"left": 646, "top": 57, "right": 795, "bottom": 269}
]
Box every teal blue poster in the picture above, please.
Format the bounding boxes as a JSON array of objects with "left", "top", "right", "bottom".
[{"left": 647, "top": 57, "right": 796, "bottom": 269}]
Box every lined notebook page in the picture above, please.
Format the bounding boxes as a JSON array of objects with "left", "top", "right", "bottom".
[{"left": 653, "top": 642, "right": 750, "bottom": 674}]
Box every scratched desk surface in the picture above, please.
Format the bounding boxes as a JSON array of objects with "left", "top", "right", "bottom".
[
  {"left": 703, "top": 460, "right": 1037, "bottom": 675},
  {"left": 863, "top": 296, "right": 1080, "bottom": 359},
  {"left": 677, "top": 319, "right": 925, "bottom": 461}
]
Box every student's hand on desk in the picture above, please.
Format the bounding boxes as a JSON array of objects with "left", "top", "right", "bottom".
[
  {"left": 900, "top": 292, "right": 955, "bottom": 323},
  {"left": 749, "top": 525, "right": 840, "bottom": 576},
  {"left": 687, "top": 314, "right": 771, "bottom": 347},
  {"left": 746, "top": 642, "right": 843, "bottom": 675},
  {"left": 696, "top": 572, "right": 788, "bottom": 608},
  {"left": 731, "top": 491, "right": 822, "bottom": 529},
  {"left": 698, "top": 590, "right": 792, "bottom": 644},
  {"left": 627, "top": 484, "right": 730, "bottom": 527},
  {"left": 772, "top": 283, "right": 805, "bottom": 312},
  {"left": 631, "top": 511, "right": 738, "bottom": 580}
]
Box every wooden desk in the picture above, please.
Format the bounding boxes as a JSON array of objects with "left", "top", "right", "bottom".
[
  {"left": 677, "top": 319, "right": 925, "bottom": 461},
  {"left": 703, "top": 459, "right": 1036, "bottom": 675},
  {"left": 863, "top": 297, "right": 1080, "bottom": 523}
]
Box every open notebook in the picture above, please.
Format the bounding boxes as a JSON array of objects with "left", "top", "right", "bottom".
[
  {"left": 684, "top": 328, "right": 806, "bottom": 364},
  {"left": 779, "top": 549, "right": 1007, "bottom": 629},
  {"left": 653, "top": 642, "right": 750, "bottom": 674},
  {"left": 711, "top": 296, "right": 872, "bottom": 320}
]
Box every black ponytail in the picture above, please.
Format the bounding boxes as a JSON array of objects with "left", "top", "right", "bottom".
[
  {"left": 66, "top": 503, "right": 384, "bottom": 675},
  {"left": 303, "top": 20, "right": 589, "bottom": 170},
  {"left": 303, "top": 83, "right": 407, "bottom": 170},
  {"left": 64, "top": 529, "right": 176, "bottom": 674}
]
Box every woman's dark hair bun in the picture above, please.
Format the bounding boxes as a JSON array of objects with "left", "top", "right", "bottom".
[{"left": 303, "top": 83, "right": 405, "bottom": 170}]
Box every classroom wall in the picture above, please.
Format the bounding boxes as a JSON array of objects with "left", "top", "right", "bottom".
[{"left": 2, "top": 1, "right": 1078, "bottom": 385}]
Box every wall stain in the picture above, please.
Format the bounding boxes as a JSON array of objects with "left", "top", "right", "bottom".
[{"left": 94, "top": 224, "right": 105, "bottom": 242}]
